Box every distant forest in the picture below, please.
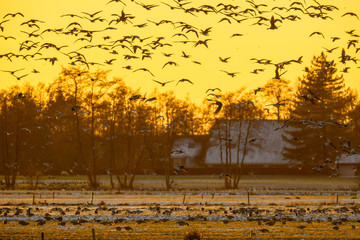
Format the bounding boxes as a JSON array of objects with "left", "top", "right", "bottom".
[{"left": 0, "top": 53, "right": 359, "bottom": 189}]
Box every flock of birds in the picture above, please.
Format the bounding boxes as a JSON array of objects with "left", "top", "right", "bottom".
[
  {"left": 0, "top": 0, "right": 359, "bottom": 104},
  {"left": 0, "top": 0, "right": 359, "bottom": 179},
  {"left": 0, "top": 199, "right": 360, "bottom": 237}
]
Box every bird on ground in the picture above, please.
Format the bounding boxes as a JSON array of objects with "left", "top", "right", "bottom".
[
  {"left": 176, "top": 220, "right": 189, "bottom": 226},
  {"left": 18, "top": 220, "right": 29, "bottom": 226}
]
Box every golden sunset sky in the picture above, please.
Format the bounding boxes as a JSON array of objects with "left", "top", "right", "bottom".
[{"left": 0, "top": 0, "right": 359, "bottom": 103}]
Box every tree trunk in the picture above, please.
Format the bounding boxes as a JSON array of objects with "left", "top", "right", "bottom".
[{"left": 234, "top": 120, "right": 252, "bottom": 188}]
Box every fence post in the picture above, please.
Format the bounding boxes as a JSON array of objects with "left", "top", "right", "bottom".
[{"left": 92, "top": 228, "right": 95, "bottom": 240}]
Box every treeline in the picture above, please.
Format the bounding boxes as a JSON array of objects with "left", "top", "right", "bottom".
[{"left": 0, "top": 53, "right": 359, "bottom": 189}]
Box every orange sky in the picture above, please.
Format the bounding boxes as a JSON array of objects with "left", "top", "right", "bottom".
[{"left": 0, "top": 0, "right": 360, "bottom": 103}]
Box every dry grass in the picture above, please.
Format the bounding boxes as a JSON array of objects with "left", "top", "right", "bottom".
[
  {"left": 1, "top": 175, "right": 359, "bottom": 192},
  {"left": 1, "top": 217, "right": 359, "bottom": 239},
  {"left": 0, "top": 176, "right": 359, "bottom": 239}
]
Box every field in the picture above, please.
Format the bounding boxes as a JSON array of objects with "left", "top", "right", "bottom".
[{"left": 0, "top": 175, "right": 360, "bottom": 239}]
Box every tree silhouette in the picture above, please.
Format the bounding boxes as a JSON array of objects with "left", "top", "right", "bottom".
[
  {"left": 261, "top": 78, "right": 293, "bottom": 120},
  {"left": 283, "top": 52, "right": 352, "bottom": 170},
  {"left": 209, "top": 89, "right": 262, "bottom": 189}
]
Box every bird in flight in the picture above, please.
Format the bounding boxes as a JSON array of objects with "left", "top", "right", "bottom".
[
  {"left": 174, "top": 165, "right": 188, "bottom": 175},
  {"left": 133, "top": 68, "right": 155, "bottom": 77},
  {"left": 220, "top": 70, "right": 240, "bottom": 77},
  {"left": 152, "top": 79, "right": 174, "bottom": 86},
  {"left": 342, "top": 12, "right": 359, "bottom": 19},
  {"left": 309, "top": 32, "right": 325, "bottom": 38},
  {"left": 162, "top": 61, "right": 178, "bottom": 68},
  {"left": 1, "top": 68, "right": 25, "bottom": 75},
  {"left": 208, "top": 100, "right": 223, "bottom": 114},
  {"left": 15, "top": 93, "right": 25, "bottom": 99},
  {"left": 323, "top": 47, "right": 338, "bottom": 53},
  {"left": 268, "top": 16, "right": 282, "bottom": 30},
  {"left": 206, "top": 88, "right": 221, "bottom": 93},
  {"left": 0, "top": 35, "right": 15, "bottom": 40},
  {"left": 219, "top": 57, "right": 230, "bottom": 63},
  {"left": 13, "top": 74, "right": 28, "bottom": 81},
  {"left": 0, "top": 20, "right": 9, "bottom": 32},
  {"left": 181, "top": 51, "right": 191, "bottom": 58},
  {"left": 176, "top": 79, "right": 193, "bottom": 86},
  {"left": 193, "top": 39, "right": 211, "bottom": 48},
  {"left": 3, "top": 12, "right": 24, "bottom": 19},
  {"left": 254, "top": 87, "right": 262, "bottom": 95},
  {"left": 230, "top": 33, "right": 243, "bottom": 38},
  {"left": 81, "top": 10, "right": 103, "bottom": 18}
]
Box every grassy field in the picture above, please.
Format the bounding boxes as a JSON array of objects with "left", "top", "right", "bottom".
[
  {"left": 2, "top": 218, "right": 360, "bottom": 239},
  {"left": 0, "top": 176, "right": 359, "bottom": 239},
  {"left": 0, "top": 192, "right": 360, "bottom": 239},
  {"left": 2, "top": 175, "right": 359, "bottom": 192}
]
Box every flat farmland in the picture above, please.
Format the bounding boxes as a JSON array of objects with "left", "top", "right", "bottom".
[{"left": 0, "top": 176, "right": 359, "bottom": 239}]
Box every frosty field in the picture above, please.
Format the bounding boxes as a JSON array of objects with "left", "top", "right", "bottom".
[{"left": 0, "top": 176, "right": 360, "bottom": 239}]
